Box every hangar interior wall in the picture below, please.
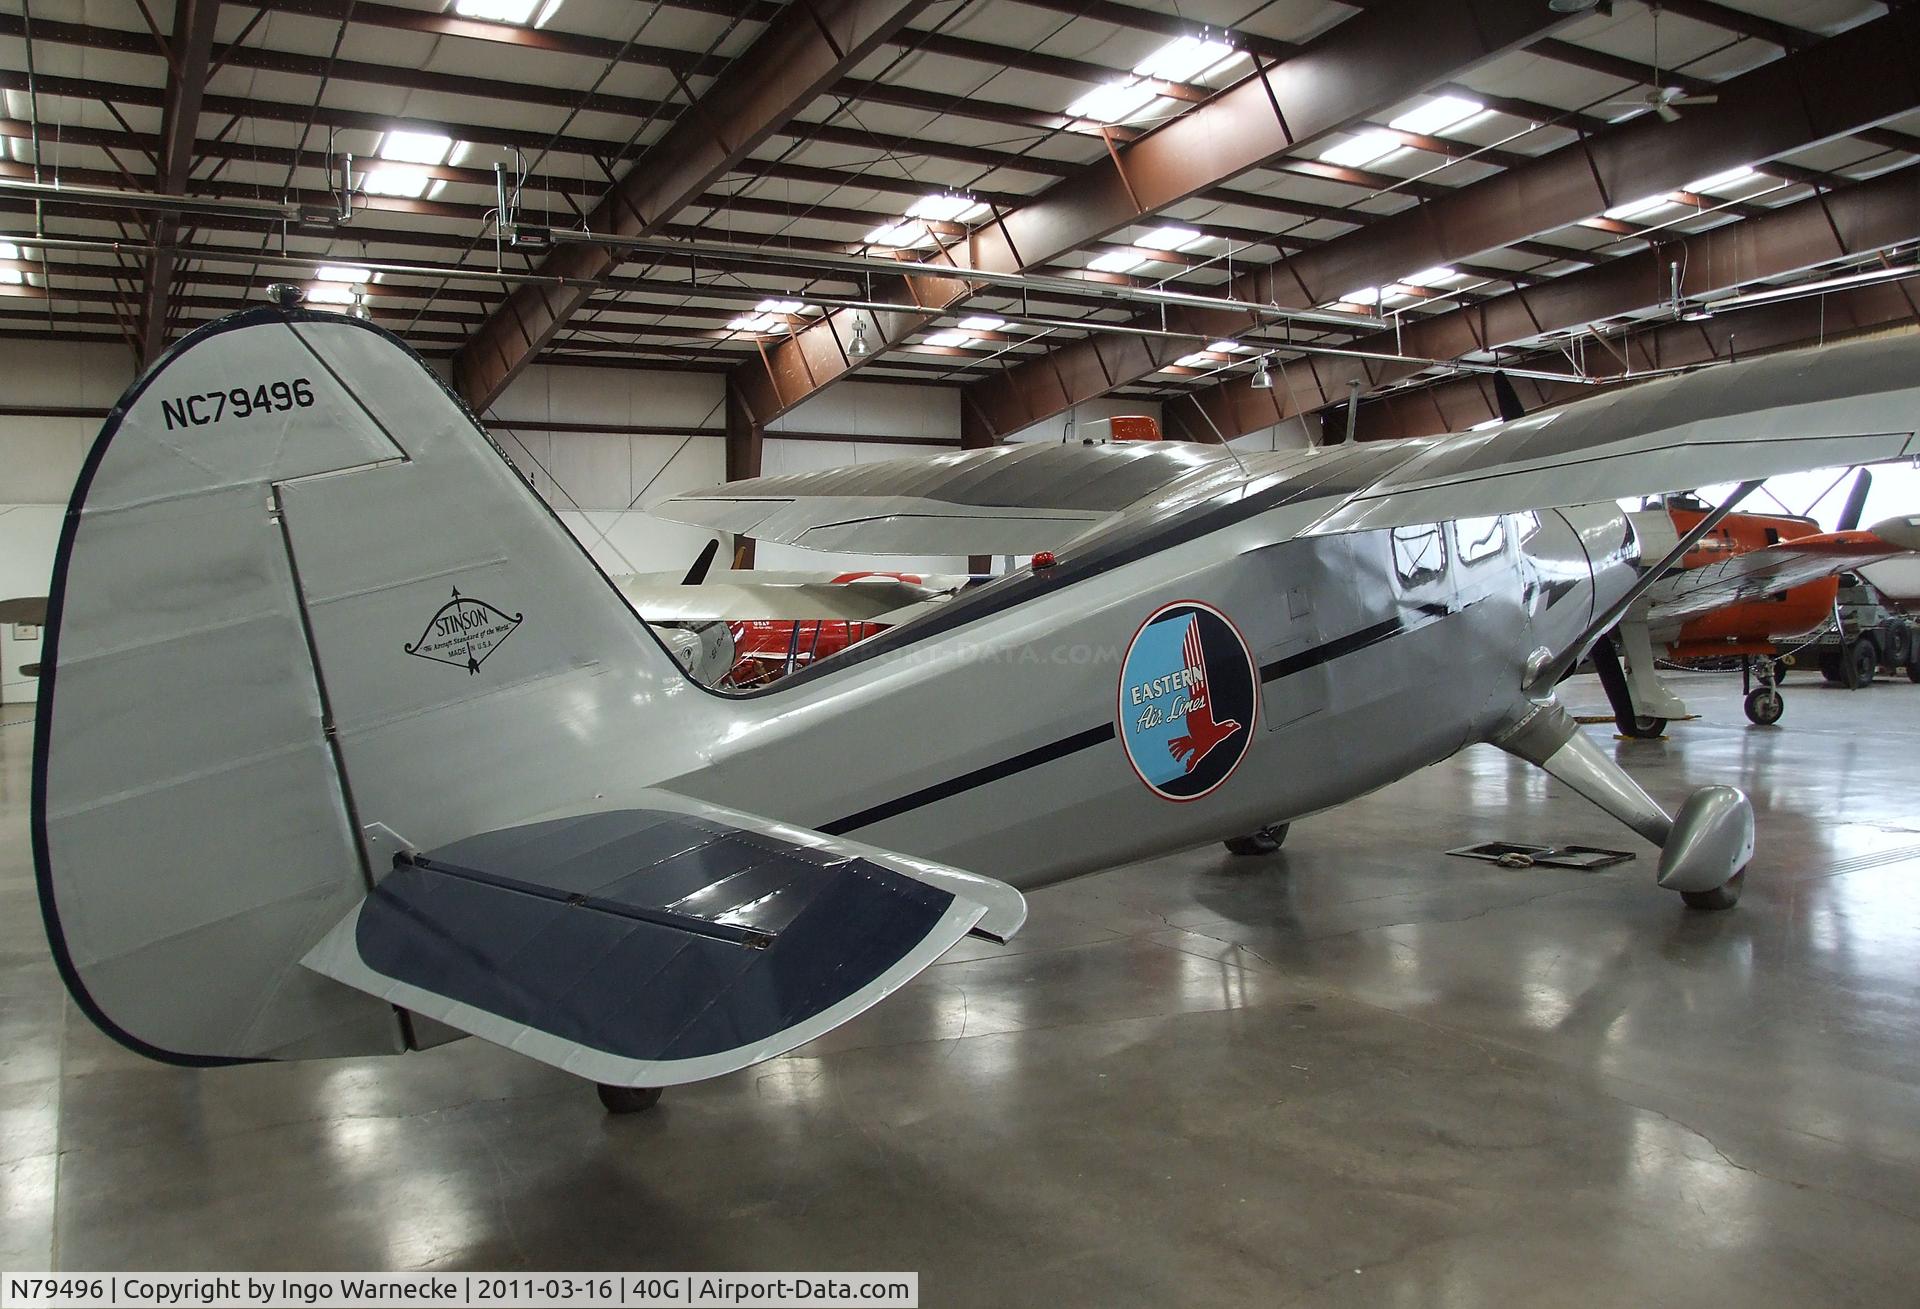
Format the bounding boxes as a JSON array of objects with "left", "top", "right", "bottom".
[{"left": 0, "top": 340, "right": 976, "bottom": 702}]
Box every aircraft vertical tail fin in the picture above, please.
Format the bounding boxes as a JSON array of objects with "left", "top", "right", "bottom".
[{"left": 34, "top": 306, "right": 709, "bottom": 1065}]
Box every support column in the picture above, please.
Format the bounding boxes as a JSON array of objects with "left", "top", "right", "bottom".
[{"left": 724, "top": 379, "right": 762, "bottom": 570}]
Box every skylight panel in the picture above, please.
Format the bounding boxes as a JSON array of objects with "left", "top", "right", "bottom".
[
  {"left": 1088, "top": 250, "right": 1148, "bottom": 274},
  {"left": 958, "top": 316, "right": 1006, "bottom": 331},
  {"left": 755, "top": 299, "right": 804, "bottom": 315},
  {"left": 1174, "top": 351, "right": 1216, "bottom": 368},
  {"left": 363, "top": 167, "right": 431, "bottom": 198},
  {"left": 864, "top": 220, "right": 931, "bottom": 247},
  {"left": 923, "top": 330, "right": 970, "bottom": 348},
  {"left": 1207, "top": 340, "right": 1246, "bottom": 352},
  {"left": 1401, "top": 266, "right": 1464, "bottom": 288},
  {"left": 1318, "top": 130, "right": 1400, "bottom": 170},
  {"left": 454, "top": 0, "right": 542, "bottom": 23},
  {"left": 1686, "top": 165, "right": 1756, "bottom": 193},
  {"left": 1133, "top": 35, "right": 1236, "bottom": 83},
  {"left": 305, "top": 283, "right": 355, "bottom": 305},
  {"left": 727, "top": 314, "right": 783, "bottom": 333},
  {"left": 379, "top": 130, "right": 454, "bottom": 166},
  {"left": 0, "top": 242, "right": 18, "bottom": 259},
  {"left": 1067, "top": 80, "right": 1160, "bottom": 124},
  {"left": 316, "top": 265, "right": 371, "bottom": 284},
  {"left": 1136, "top": 225, "right": 1203, "bottom": 252},
  {"left": 907, "top": 193, "right": 986, "bottom": 223},
  {"left": 1388, "top": 95, "right": 1483, "bottom": 137},
  {"left": 1602, "top": 194, "right": 1671, "bottom": 221}
]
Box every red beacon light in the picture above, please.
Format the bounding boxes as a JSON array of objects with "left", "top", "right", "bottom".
[{"left": 1032, "top": 551, "right": 1057, "bottom": 570}]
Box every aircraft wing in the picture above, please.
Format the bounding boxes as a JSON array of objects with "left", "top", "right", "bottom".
[
  {"left": 1641, "top": 517, "right": 1920, "bottom": 625},
  {"left": 1305, "top": 334, "right": 1920, "bottom": 535},
  {"left": 303, "top": 792, "right": 1024, "bottom": 1088},
  {"left": 617, "top": 573, "right": 950, "bottom": 622},
  {"left": 648, "top": 440, "right": 1243, "bottom": 555}
]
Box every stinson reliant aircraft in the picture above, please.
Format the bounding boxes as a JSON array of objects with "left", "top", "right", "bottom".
[{"left": 31, "top": 302, "right": 1920, "bottom": 1111}]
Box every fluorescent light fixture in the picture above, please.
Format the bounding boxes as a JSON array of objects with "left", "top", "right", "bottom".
[
  {"left": 1338, "top": 287, "right": 1382, "bottom": 305},
  {"left": 864, "top": 220, "right": 930, "bottom": 247},
  {"left": 1067, "top": 79, "right": 1160, "bottom": 124},
  {"left": 754, "top": 298, "right": 804, "bottom": 315},
  {"left": 1686, "top": 164, "right": 1756, "bottom": 193},
  {"left": 1208, "top": 339, "right": 1246, "bottom": 353},
  {"left": 958, "top": 315, "right": 1006, "bottom": 331},
  {"left": 362, "top": 167, "right": 431, "bottom": 198},
  {"left": 1318, "top": 129, "right": 1400, "bottom": 170},
  {"left": 1174, "top": 351, "right": 1215, "bottom": 368},
  {"left": 379, "top": 130, "right": 454, "bottom": 165},
  {"left": 1088, "top": 250, "right": 1148, "bottom": 274},
  {"left": 1401, "top": 266, "right": 1464, "bottom": 288},
  {"left": 0, "top": 267, "right": 21, "bottom": 285},
  {"left": 315, "top": 264, "right": 371, "bottom": 284},
  {"left": 907, "top": 193, "right": 984, "bottom": 222},
  {"left": 1136, "top": 225, "right": 1203, "bottom": 252},
  {"left": 1133, "top": 35, "right": 1235, "bottom": 83},
  {"left": 1389, "top": 95, "right": 1483, "bottom": 137},
  {"left": 727, "top": 313, "right": 781, "bottom": 332},
  {"left": 1603, "top": 194, "right": 1671, "bottom": 221},
  {"left": 923, "top": 329, "right": 970, "bottom": 348},
  {"left": 0, "top": 241, "right": 17, "bottom": 259},
  {"left": 305, "top": 283, "right": 355, "bottom": 305},
  {"left": 454, "top": 0, "right": 542, "bottom": 22}
]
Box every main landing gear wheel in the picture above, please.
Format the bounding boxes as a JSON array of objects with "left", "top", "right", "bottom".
[
  {"left": 1680, "top": 868, "right": 1745, "bottom": 912},
  {"left": 1619, "top": 715, "right": 1667, "bottom": 739},
  {"left": 596, "top": 1084, "right": 664, "bottom": 1114},
  {"left": 1744, "top": 687, "right": 1784, "bottom": 726},
  {"left": 1224, "top": 823, "right": 1290, "bottom": 856}
]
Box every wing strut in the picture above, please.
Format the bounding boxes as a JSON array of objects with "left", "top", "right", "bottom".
[{"left": 1526, "top": 480, "right": 1762, "bottom": 696}]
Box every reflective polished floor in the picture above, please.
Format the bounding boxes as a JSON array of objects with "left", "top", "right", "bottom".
[{"left": 4, "top": 671, "right": 1919, "bottom": 1304}]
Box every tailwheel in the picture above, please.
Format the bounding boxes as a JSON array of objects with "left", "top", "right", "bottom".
[
  {"left": 596, "top": 1084, "right": 664, "bottom": 1115},
  {"left": 1680, "top": 868, "right": 1745, "bottom": 912},
  {"left": 1619, "top": 714, "right": 1667, "bottom": 739},
  {"left": 1223, "top": 823, "right": 1290, "bottom": 856},
  {"left": 1743, "top": 687, "right": 1784, "bottom": 726}
]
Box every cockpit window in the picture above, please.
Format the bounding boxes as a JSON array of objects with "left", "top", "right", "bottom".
[
  {"left": 1391, "top": 524, "right": 1448, "bottom": 588},
  {"left": 1455, "top": 516, "right": 1506, "bottom": 565}
]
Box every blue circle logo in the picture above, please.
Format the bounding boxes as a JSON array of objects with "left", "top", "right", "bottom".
[{"left": 1117, "top": 600, "right": 1258, "bottom": 801}]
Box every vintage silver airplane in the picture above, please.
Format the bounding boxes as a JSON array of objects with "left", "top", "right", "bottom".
[{"left": 30, "top": 302, "right": 1920, "bottom": 1112}]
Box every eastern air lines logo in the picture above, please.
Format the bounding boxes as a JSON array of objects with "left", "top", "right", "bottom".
[
  {"left": 406, "top": 588, "right": 522, "bottom": 674},
  {"left": 1118, "top": 600, "right": 1258, "bottom": 801}
]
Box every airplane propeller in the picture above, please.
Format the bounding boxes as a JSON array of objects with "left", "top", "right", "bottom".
[
  {"left": 681, "top": 537, "right": 722, "bottom": 586},
  {"left": 1838, "top": 469, "right": 1873, "bottom": 532}
]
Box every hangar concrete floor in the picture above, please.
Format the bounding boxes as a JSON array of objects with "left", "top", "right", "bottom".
[{"left": 3, "top": 669, "right": 1918, "bottom": 1304}]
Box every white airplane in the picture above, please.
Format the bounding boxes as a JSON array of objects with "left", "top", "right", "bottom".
[{"left": 28, "top": 302, "right": 1920, "bottom": 1112}]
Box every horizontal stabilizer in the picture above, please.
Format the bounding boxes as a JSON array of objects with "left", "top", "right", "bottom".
[{"left": 304, "top": 794, "right": 1025, "bottom": 1087}]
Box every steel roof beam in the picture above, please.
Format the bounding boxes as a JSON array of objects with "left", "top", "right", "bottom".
[
  {"left": 1348, "top": 279, "right": 1920, "bottom": 441},
  {"left": 135, "top": 0, "right": 222, "bottom": 365},
  {"left": 1164, "top": 164, "right": 1920, "bottom": 443},
  {"left": 961, "top": 7, "right": 1920, "bottom": 442},
  {"left": 729, "top": 0, "right": 1573, "bottom": 426},
  {"left": 452, "top": 0, "right": 930, "bottom": 410}
]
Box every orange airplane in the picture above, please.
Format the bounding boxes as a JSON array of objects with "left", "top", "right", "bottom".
[{"left": 1598, "top": 482, "right": 1920, "bottom": 731}]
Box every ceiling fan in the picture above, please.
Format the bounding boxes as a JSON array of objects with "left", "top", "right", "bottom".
[{"left": 1598, "top": 4, "right": 1719, "bottom": 123}]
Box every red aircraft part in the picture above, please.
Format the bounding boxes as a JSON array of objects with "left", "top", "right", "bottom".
[{"left": 725, "top": 572, "right": 921, "bottom": 686}]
